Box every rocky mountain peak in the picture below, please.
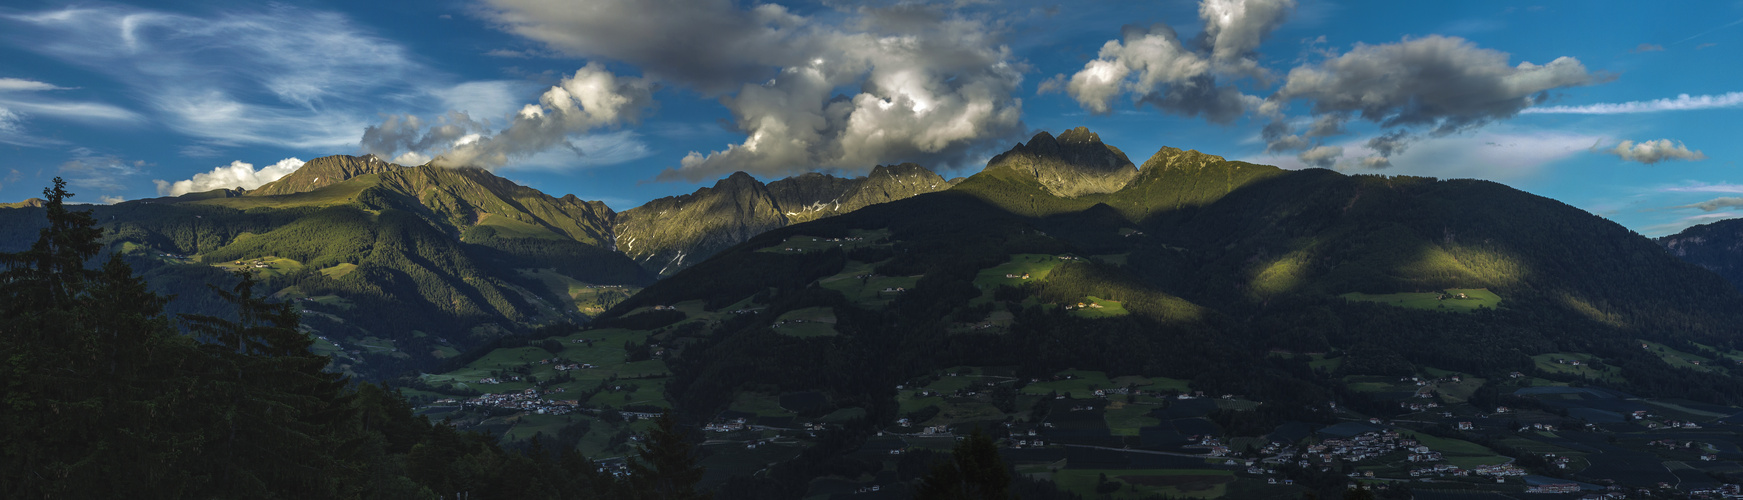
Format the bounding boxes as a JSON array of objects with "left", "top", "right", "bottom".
[
  {"left": 249, "top": 154, "right": 401, "bottom": 197},
  {"left": 984, "top": 127, "right": 1137, "bottom": 197}
]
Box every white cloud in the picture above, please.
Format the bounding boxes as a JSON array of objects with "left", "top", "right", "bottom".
[
  {"left": 432, "top": 80, "right": 537, "bottom": 124},
  {"left": 1680, "top": 197, "right": 1743, "bottom": 212},
  {"left": 363, "top": 63, "right": 656, "bottom": 169},
  {"left": 481, "top": 0, "right": 1030, "bottom": 181},
  {"left": 1271, "top": 35, "right": 1592, "bottom": 134},
  {"left": 1, "top": 5, "right": 448, "bottom": 150},
  {"left": 0, "top": 76, "right": 143, "bottom": 129},
  {"left": 0, "top": 78, "right": 68, "bottom": 92},
  {"left": 99, "top": 195, "right": 124, "bottom": 204},
  {"left": 1523, "top": 92, "right": 1743, "bottom": 114},
  {"left": 1249, "top": 128, "right": 1601, "bottom": 181},
  {"left": 1057, "top": 0, "right": 1291, "bottom": 122},
  {"left": 152, "top": 158, "right": 305, "bottom": 196},
  {"left": 1261, "top": 35, "right": 1593, "bottom": 164},
  {"left": 1642, "top": 212, "right": 1740, "bottom": 237},
  {"left": 392, "top": 151, "right": 432, "bottom": 166},
  {"left": 1597, "top": 139, "right": 1706, "bottom": 164},
  {"left": 1296, "top": 145, "right": 1342, "bottom": 168},
  {"left": 56, "top": 148, "right": 144, "bottom": 194},
  {"left": 504, "top": 130, "right": 654, "bottom": 171},
  {"left": 0, "top": 98, "right": 144, "bottom": 123},
  {"left": 1658, "top": 182, "right": 1743, "bottom": 194}
]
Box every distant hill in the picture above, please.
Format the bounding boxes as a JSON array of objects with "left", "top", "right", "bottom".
[
  {"left": 0, "top": 198, "right": 46, "bottom": 209},
  {"left": 616, "top": 164, "right": 948, "bottom": 275},
  {"left": 1659, "top": 217, "right": 1743, "bottom": 291}
]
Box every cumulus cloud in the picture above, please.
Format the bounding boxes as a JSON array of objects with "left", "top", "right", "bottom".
[
  {"left": 1261, "top": 121, "right": 1309, "bottom": 153},
  {"left": 152, "top": 158, "right": 305, "bottom": 196},
  {"left": 1263, "top": 35, "right": 1593, "bottom": 160},
  {"left": 451, "top": 1, "right": 1033, "bottom": 179},
  {"left": 1365, "top": 130, "right": 1412, "bottom": 157},
  {"left": 482, "top": 0, "right": 809, "bottom": 94},
  {"left": 1597, "top": 139, "right": 1707, "bottom": 164},
  {"left": 1249, "top": 128, "right": 1602, "bottom": 180},
  {"left": 1522, "top": 91, "right": 1743, "bottom": 114},
  {"left": 1058, "top": 0, "right": 1292, "bottom": 121},
  {"left": 362, "top": 63, "right": 656, "bottom": 169},
  {"left": 1199, "top": 0, "right": 1296, "bottom": 76},
  {"left": 1297, "top": 145, "right": 1342, "bottom": 168},
  {"left": 1681, "top": 197, "right": 1743, "bottom": 212},
  {"left": 1271, "top": 35, "right": 1592, "bottom": 134}
]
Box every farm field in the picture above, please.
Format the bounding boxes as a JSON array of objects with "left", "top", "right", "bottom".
[
  {"left": 973, "top": 253, "right": 1066, "bottom": 288},
  {"left": 1068, "top": 296, "right": 1129, "bottom": 318},
  {"left": 211, "top": 255, "right": 304, "bottom": 279},
  {"left": 772, "top": 306, "right": 838, "bottom": 337},
  {"left": 1341, "top": 288, "right": 1502, "bottom": 313}
]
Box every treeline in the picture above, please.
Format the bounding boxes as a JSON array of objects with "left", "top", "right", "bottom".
[{"left": 0, "top": 180, "right": 713, "bottom": 499}]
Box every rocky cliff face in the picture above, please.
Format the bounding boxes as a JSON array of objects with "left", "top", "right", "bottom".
[
  {"left": 250, "top": 154, "right": 400, "bottom": 197},
  {"left": 984, "top": 127, "right": 1137, "bottom": 198}
]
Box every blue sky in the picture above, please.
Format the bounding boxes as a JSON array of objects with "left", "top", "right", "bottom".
[{"left": 0, "top": 0, "right": 1738, "bottom": 236}]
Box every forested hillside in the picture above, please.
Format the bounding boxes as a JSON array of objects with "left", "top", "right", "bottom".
[{"left": 1660, "top": 217, "right": 1743, "bottom": 292}]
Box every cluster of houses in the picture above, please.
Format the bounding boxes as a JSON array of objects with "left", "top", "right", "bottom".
[
  {"left": 1298, "top": 430, "right": 1417, "bottom": 465},
  {"left": 455, "top": 388, "right": 582, "bottom": 415},
  {"left": 1407, "top": 463, "right": 1524, "bottom": 480},
  {"left": 704, "top": 417, "right": 751, "bottom": 433},
  {"left": 230, "top": 259, "right": 273, "bottom": 269},
  {"left": 1526, "top": 483, "right": 1582, "bottom": 494},
  {"left": 1188, "top": 435, "right": 1232, "bottom": 457},
  {"left": 1686, "top": 483, "right": 1743, "bottom": 498},
  {"left": 1003, "top": 272, "right": 1031, "bottom": 279},
  {"left": 1399, "top": 401, "right": 1441, "bottom": 412},
  {"left": 1063, "top": 301, "right": 1105, "bottom": 311}
]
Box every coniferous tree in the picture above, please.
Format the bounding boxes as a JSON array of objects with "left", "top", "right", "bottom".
[
  {"left": 0, "top": 179, "right": 204, "bottom": 497},
  {"left": 180, "top": 271, "right": 358, "bottom": 497},
  {"left": 628, "top": 412, "right": 710, "bottom": 500},
  {"left": 915, "top": 428, "right": 1013, "bottom": 500}
]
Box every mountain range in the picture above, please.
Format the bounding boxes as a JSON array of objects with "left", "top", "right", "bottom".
[
  {"left": 0, "top": 151, "right": 955, "bottom": 379},
  {"left": 10, "top": 126, "right": 1743, "bottom": 496}
]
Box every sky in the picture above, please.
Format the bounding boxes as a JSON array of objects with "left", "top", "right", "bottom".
[{"left": 0, "top": 0, "right": 1739, "bottom": 236}]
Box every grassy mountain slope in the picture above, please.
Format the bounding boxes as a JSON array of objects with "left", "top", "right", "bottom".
[
  {"left": 1, "top": 159, "right": 652, "bottom": 380},
  {"left": 591, "top": 128, "right": 1743, "bottom": 417},
  {"left": 394, "top": 130, "right": 1743, "bottom": 496},
  {"left": 617, "top": 165, "right": 949, "bottom": 275},
  {"left": 249, "top": 154, "right": 399, "bottom": 196},
  {"left": 1, "top": 198, "right": 46, "bottom": 209}
]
